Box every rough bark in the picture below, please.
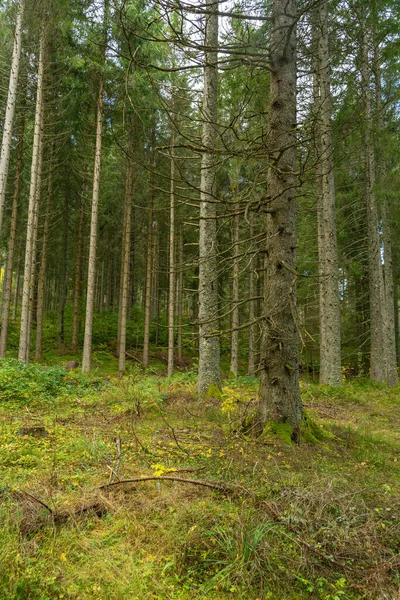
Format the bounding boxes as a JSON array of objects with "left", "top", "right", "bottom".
[
  {"left": 0, "top": 0, "right": 25, "bottom": 237},
  {"left": 258, "top": 0, "right": 303, "bottom": 441},
  {"left": 198, "top": 0, "right": 221, "bottom": 397},
  {"left": 315, "top": 0, "right": 341, "bottom": 385},
  {"left": 373, "top": 45, "right": 398, "bottom": 387},
  {"left": 18, "top": 25, "right": 46, "bottom": 362},
  {"left": 361, "top": 21, "right": 386, "bottom": 382},
  {"left": 381, "top": 198, "right": 398, "bottom": 386}
]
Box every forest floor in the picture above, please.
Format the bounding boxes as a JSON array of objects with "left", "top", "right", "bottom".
[{"left": 0, "top": 358, "right": 399, "bottom": 599}]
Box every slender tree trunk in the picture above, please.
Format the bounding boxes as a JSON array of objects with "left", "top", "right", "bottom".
[
  {"left": 381, "top": 198, "right": 398, "bottom": 386},
  {"left": 12, "top": 258, "right": 21, "bottom": 321},
  {"left": 198, "top": 0, "right": 221, "bottom": 396},
  {"left": 58, "top": 181, "right": 69, "bottom": 345},
  {"left": 230, "top": 208, "right": 240, "bottom": 376},
  {"left": 18, "top": 25, "right": 46, "bottom": 362},
  {"left": 118, "top": 159, "right": 133, "bottom": 373},
  {"left": 258, "top": 0, "right": 303, "bottom": 441},
  {"left": 82, "top": 5, "right": 106, "bottom": 373},
  {"left": 117, "top": 199, "right": 127, "bottom": 354},
  {"left": 248, "top": 224, "right": 255, "bottom": 376},
  {"left": 315, "top": 0, "right": 341, "bottom": 385},
  {"left": 167, "top": 131, "right": 175, "bottom": 377},
  {"left": 26, "top": 132, "right": 44, "bottom": 355},
  {"left": 71, "top": 184, "right": 86, "bottom": 352},
  {"left": 151, "top": 220, "right": 159, "bottom": 321},
  {"left": 0, "top": 0, "right": 25, "bottom": 237},
  {"left": 35, "top": 145, "right": 54, "bottom": 360},
  {"left": 0, "top": 108, "right": 25, "bottom": 356},
  {"left": 143, "top": 134, "right": 155, "bottom": 368},
  {"left": 177, "top": 229, "right": 183, "bottom": 363},
  {"left": 361, "top": 21, "right": 386, "bottom": 382}
]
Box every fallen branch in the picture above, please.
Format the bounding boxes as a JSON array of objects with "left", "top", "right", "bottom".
[
  {"left": 13, "top": 490, "right": 53, "bottom": 514},
  {"left": 99, "top": 476, "right": 230, "bottom": 492}
]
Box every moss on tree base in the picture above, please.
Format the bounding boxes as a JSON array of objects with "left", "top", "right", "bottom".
[
  {"left": 204, "top": 382, "right": 222, "bottom": 400},
  {"left": 262, "top": 411, "right": 331, "bottom": 446}
]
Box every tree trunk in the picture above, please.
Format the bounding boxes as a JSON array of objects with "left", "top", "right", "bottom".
[
  {"left": 248, "top": 223, "right": 255, "bottom": 376},
  {"left": 35, "top": 143, "right": 54, "bottom": 360},
  {"left": 0, "top": 0, "right": 25, "bottom": 237},
  {"left": 12, "top": 257, "right": 21, "bottom": 321},
  {"left": 82, "top": 5, "right": 106, "bottom": 373},
  {"left": 167, "top": 130, "right": 175, "bottom": 377},
  {"left": 118, "top": 158, "right": 133, "bottom": 373},
  {"left": 381, "top": 198, "right": 398, "bottom": 386},
  {"left": 198, "top": 0, "right": 221, "bottom": 397},
  {"left": 361, "top": 21, "right": 386, "bottom": 382},
  {"left": 71, "top": 183, "right": 86, "bottom": 352},
  {"left": 258, "top": 0, "right": 303, "bottom": 441},
  {"left": 18, "top": 25, "right": 46, "bottom": 362},
  {"left": 143, "top": 134, "right": 155, "bottom": 368},
  {"left": 58, "top": 180, "right": 69, "bottom": 345},
  {"left": 373, "top": 44, "right": 398, "bottom": 387},
  {"left": 315, "top": 0, "right": 341, "bottom": 385},
  {"left": 177, "top": 228, "right": 183, "bottom": 363},
  {"left": 230, "top": 208, "right": 240, "bottom": 377},
  {"left": 0, "top": 106, "right": 25, "bottom": 357}
]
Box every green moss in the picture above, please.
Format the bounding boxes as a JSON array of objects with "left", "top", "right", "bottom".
[
  {"left": 261, "top": 412, "right": 332, "bottom": 446},
  {"left": 300, "top": 410, "right": 333, "bottom": 444},
  {"left": 205, "top": 382, "right": 223, "bottom": 400},
  {"left": 263, "top": 421, "right": 294, "bottom": 446}
]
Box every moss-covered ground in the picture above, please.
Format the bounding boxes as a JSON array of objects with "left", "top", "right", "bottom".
[{"left": 0, "top": 359, "right": 399, "bottom": 599}]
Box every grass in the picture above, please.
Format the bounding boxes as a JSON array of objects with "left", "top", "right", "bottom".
[{"left": 0, "top": 358, "right": 399, "bottom": 599}]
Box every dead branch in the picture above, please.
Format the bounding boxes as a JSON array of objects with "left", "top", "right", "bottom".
[{"left": 99, "top": 476, "right": 230, "bottom": 492}]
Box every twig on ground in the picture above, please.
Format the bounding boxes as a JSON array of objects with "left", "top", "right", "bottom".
[
  {"left": 14, "top": 490, "right": 53, "bottom": 514},
  {"left": 99, "top": 476, "right": 230, "bottom": 492},
  {"left": 160, "top": 414, "right": 190, "bottom": 455}
]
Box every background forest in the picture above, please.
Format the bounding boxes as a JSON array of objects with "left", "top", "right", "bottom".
[{"left": 0, "top": 0, "right": 400, "bottom": 599}]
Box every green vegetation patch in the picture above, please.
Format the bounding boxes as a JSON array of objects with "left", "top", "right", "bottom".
[{"left": 0, "top": 359, "right": 106, "bottom": 405}]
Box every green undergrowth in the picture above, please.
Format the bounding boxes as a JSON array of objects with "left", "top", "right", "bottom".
[
  {"left": 0, "top": 362, "right": 399, "bottom": 599},
  {"left": 0, "top": 359, "right": 106, "bottom": 405}
]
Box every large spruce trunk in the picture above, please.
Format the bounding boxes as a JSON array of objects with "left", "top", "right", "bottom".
[
  {"left": 198, "top": 0, "right": 221, "bottom": 397},
  {"left": 258, "top": 0, "right": 303, "bottom": 441},
  {"left": 315, "top": 0, "right": 341, "bottom": 385}
]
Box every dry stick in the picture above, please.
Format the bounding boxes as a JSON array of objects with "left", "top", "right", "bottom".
[
  {"left": 14, "top": 490, "right": 53, "bottom": 514},
  {"left": 13, "top": 490, "right": 105, "bottom": 523},
  {"left": 99, "top": 476, "right": 230, "bottom": 492},
  {"left": 168, "top": 466, "right": 206, "bottom": 474},
  {"left": 108, "top": 436, "right": 122, "bottom": 484}
]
